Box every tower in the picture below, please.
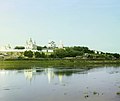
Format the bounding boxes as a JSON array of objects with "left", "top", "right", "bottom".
[
  {"left": 25, "top": 38, "right": 37, "bottom": 50},
  {"left": 58, "top": 40, "right": 64, "bottom": 48}
]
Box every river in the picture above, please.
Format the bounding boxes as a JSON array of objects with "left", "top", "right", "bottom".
[{"left": 0, "top": 66, "right": 120, "bottom": 101}]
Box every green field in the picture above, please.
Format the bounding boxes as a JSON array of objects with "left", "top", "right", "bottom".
[{"left": 0, "top": 59, "right": 120, "bottom": 70}]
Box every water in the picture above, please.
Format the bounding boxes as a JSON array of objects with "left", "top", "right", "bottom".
[{"left": 0, "top": 67, "right": 120, "bottom": 101}]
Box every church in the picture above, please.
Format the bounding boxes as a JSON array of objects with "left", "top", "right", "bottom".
[
  {"left": 25, "top": 38, "right": 37, "bottom": 50},
  {"left": 0, "top": 38, "right": 64, "bottom": 53}
]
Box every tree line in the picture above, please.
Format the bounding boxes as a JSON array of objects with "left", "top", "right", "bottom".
[{"left": 23, "top": 46, "right": 120, "bottom": 60}]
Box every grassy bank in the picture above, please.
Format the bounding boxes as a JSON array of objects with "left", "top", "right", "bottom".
[{"left": 0, "top": 59, "right": 120, "bottom": 70}]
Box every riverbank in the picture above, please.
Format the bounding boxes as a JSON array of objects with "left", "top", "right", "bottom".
[{"left": 0, "top": 59, "right": 120, "bottom": 70}]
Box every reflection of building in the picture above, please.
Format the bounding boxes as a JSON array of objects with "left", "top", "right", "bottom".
[
  {"left": 58, "top": 74, "right": 63, "bottom": 83},
  {"left": 45, "top": 68, "right": 63, "bottom": 83},
  {"left": 24, "top": 68, "right": 64, "bottom": 83},
  {"left": 23, "top": 69, "right": 44, "bottom": 82},
  {"left": 24, "top": 69, "right": 36, "bottom": 82},
  {"left": 0, "top": 70, "right": 9, "bottom": 76},
  {"left": 46, "top": 68, "right": 55, "bottom": 83},
  {"left": 25, "top": 38, "right": 37, "bottom": 50},
  {"left": 23, "top": 68, "right": 86, "bottom": 83}
]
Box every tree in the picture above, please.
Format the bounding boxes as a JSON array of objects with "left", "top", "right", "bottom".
[
  {"left": 24, "top": 50, "right": 33, "bottom": 58},
  {"left": 49, "top": 53, "right": 57, "bottom": 58},
  {"left": 35, "top": 52, "right": 41, "bottom": 58},
  {"left": 37, "top": 46, "right": 42, "bottom": 51},
  {"left": 41, "top": 52, "right": 46, "bottom": 58},
  {"left": 106, "top": 53, "right": 120, "bottom": 59},
  {"left": 112, "top": 53, "right": 120, "bottom": 59},
  {"left": 73, "top": 46, "right": 93, "bottom": 54},
  {"left": 54, "top": 49, "right": 66, "bottom": 58},
  {"left": 15, "top": 46, "right": 25, "bottom": 49},
  {"left": 43, "top": 46, "right": 47, "bottom": 48}
]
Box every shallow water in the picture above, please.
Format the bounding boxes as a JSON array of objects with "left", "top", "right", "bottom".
[{"left": 0, "top": 67, "right": 120, "bottom": 101}]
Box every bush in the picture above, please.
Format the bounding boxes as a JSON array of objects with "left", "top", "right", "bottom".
[
  {"left": 24, "top": 50, "right": 33, "bottom": 58},
  {"left": 35, "top": 52, "right": 41, "bottom": 58}
]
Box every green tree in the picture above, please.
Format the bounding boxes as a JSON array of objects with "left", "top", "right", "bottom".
[
  {"left": 49, "top": 53, "right": 57, "bottom": 58},
  {"left": 43, "top": 46, "right": 47, "bottom": 48},
  {"left": 24, "top": 50, "right": 33, "bottom": 58},
  {"left": 54, "top": 49, "right": 66, "bottom": 58},
  {"left": 35, "top": 52, "right": 41, "bottom": 58},
  {"left": 73, "top": 46, "right": 93, "bottom": 54},
  {"left": 15, "top": 46, "right": 25, "bottom": 49},
  {"left": 37, "top": 46, "right": 42, "bottom": 51},
  {"left": 112, "top": 53, "right": 120, "bottom": 59},
  {"left": 41, "top": 52, "right": 46, "bottom": 58}
]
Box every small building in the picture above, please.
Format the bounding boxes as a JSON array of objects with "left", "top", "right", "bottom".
[
  {"left": 42, "top": 49, "right": 54, "bottom": 53},
  {"left": 0, "top": 44, "right": 11, "bottom": 50}
]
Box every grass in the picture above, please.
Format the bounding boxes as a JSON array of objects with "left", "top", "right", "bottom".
[
  {"left": 0, "top": 59, "right": 120, "bottom": 70},
  {"left": 116, "top": 92, "right": 120, "bottom": 95}
]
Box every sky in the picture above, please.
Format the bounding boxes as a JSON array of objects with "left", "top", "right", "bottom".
[{"left": 0, "top": 0, "right": 120, "bottom": 53}]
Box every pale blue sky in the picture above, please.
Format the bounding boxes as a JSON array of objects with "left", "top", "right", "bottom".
[{"left": 0, "top": 0, "right": 120, "bottom": 53}]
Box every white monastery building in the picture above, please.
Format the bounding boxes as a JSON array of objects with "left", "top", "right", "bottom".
[
  {"left": 25, "top": 38, "right": 37, "bottom": 50},
  {"left": 0, "top": 38, "right": 64, "bottom": 53}
]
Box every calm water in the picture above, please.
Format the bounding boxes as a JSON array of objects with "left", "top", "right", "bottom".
[{"left": 0, "top": 67, "right": 120, "bottom": 101}]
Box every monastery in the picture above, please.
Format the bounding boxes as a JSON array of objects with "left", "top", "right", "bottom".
[{"left": 0, "top": 38, "right": 64, "bottom": 53}]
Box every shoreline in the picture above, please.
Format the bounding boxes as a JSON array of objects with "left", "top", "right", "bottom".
[{"left": 0, "top": 59, "right": 120, "bottom": 70}]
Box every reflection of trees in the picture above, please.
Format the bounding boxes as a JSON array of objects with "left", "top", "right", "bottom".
[
  {"left": 36, "top": 69, "right": 44, "bottom": 73},
  {"left": 54, "top": 69, "right": 87, "bottom": 76},
  {"left": 45, "top": 68, "right": 88, "bottom": 83},
  {"left": 54, "top": 70, "right": 74, "bottom": 76}
]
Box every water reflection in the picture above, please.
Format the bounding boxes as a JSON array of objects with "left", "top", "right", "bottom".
[
  {"left": 23, "top": 68, "right": 87, "bottom": 83},
  {"left": 0, "top": 68, "right": 87, "bottom": 84},
  {"left": 0, "top": 67, "right": 120, "bottom": 101},
  {"left": 24, "top": 69, "right": 35, "bottom": 81},
  {"left": 0, "top": 70, "right": 17, "bottom": 76}
]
